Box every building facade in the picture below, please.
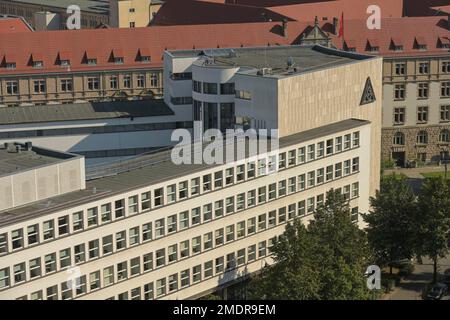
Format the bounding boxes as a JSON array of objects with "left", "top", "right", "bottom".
[{"left": 0, "top": 45, "right": 382, "bottom": 300}]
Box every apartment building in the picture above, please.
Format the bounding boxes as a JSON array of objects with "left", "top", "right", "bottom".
[
  {"left": 109, "top": 0, "right": 164, "bottom": 28},
  {"left": 0, "top": 45, "right": 382, "bottom": 300},
  {"left": 0, "top": 99, "right": 193, "bottom": 165}
]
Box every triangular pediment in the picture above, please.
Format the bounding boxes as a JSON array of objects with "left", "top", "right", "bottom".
[{"left": 360, "top": 77, "right": 376, "bottom": 105}]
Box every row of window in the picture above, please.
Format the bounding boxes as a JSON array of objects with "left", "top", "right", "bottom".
[
  {"left": 4, "top": 74, "right": 159, "bottom": 95},
  {"left": 392, "top": 130, "right": 449, "bottom": 146},
  {"left": 393, "top": 105, "right": 450, "bottom": 125},
  {"left": 0, "top": 121, "right": 193, "bottom": 140},
  {"left": 393, "top": 82, "right": 450, "bottom": 100},
  {"left": 11, "top": 237, "right": 276, "bottom": 300},
  {"left": 392, "top": 61, "right": 450, "bottom": 76},
  {"left": 0, "top": 132, "right": 360, "bottom": 255},
  {"left": 0, "top": 154, "right": 360, "bottom": 258},
  {"left": 5, "top": 193, "right": 361, "bottom": 298},
  {"left": 192, "top": 81, "right": 235, "bottom": 95}
]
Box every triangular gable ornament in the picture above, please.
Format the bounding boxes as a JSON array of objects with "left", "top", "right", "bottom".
[{"left": 360, "top": 77, "right": 376, "bottom": 105}]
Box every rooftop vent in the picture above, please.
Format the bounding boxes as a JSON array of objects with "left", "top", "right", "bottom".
[{"left": 257, "top": 67, "right": 272, "bottom": 76}]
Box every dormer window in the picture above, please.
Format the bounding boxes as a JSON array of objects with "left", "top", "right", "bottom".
[
  {"left": 438, "top": 37, "right": 450, "bottom": 49},
  {"left": 415, "top": 37, "right": 427, "bottom": 51},
  {"left": 6, "top": 62, "right": 16, "bottom": 69},
  {"left": 366, "top": 39, "right": 379, "bottom": 53},
  {"left": 33, "top": 61, "right": 43, "bottom": 68},
  {"left": 111, "top": 49, "right": 124, "bottom": 64},
  {"left": 344, "top": 40, "right": 356, "bottom": 52},
  {"left": 141, "top": 56, "right": 151, "bottom": 63},
  {"left": 60, "top": 60, "right": 70, "bottom": 66},
  {"left": 114, "top": 57, "right": 124, "bottom": 64},
  {"left": 87, "top": 59, "right": 97, "bottom": 65},
  {"left": 58, "top": 52, "right": 71, "bottom": 67},
  {"left": 138, "top": 48, "right": 151, "bottom": 63},
  {"left": 390, "top": 38, "right": 403, "bottom": 52}
]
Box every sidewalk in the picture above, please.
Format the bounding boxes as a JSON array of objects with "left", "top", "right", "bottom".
[{"left": 384, "top": 165, "right": 445, "bottom": 179}]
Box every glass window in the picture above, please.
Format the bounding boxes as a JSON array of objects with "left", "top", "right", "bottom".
[
  {"left": 203, "top": 203, "right": 212, "bottom": 221},
  {"left": 128, "top": 195, "right": 138, "bottom": 214},
  {"left": 102, "top": 235, "right": 113, "bottom": 255},
  {"left": 167, "top": 215, "right": 177, "bottom": 233},
  {"left": 29, "top": 258, "right": 41, "bottom": 279},
  {"left": 143, "top": 253, "right": 153, "bottom": 272},
  {"left": 179, "top": 181, "right": 188, "bottom": 199},
  {"left": 115, "top": 199, "right": 125, "bottom": 218},
  {"left": 179, "top": 211, "right": 189, "bottom": 230},
  {"left": 167, "top": 185, "right": 176, "bottom": 203},
  {"left": 74, "top": 244, "right": 86, "bottom": 263},
  {"left": 129, "top": 227, "right": 140, "bottom": 246},
  {"left": 101, "top": 203, "right": 112, "bottom": 223},
  {"left": 141, "top": 192, "right": 151, "bottom": 211},
  {"left": 27, "top": 224, "right": 39, "bottom": 245},
  {"left": 88, "top": 239, "right": 99, "bottom": 259},
  {"left": 142, "top": 223, "right": 152, "bottom": 242},
  {"left": 154, "top": 188, "right": 163, "bottom": 207},
  {"left": 116, "top": 231, "right": 126, "bottom": 250},
  {"left": 58, "top": 216, "right": 69, "bottom": 236},
  {"left": 72, "top": 212, "right": 84, "bottom": 231},
  {"left": 43, "top": 220, "right": 54, "bottom": 241},
  {"left": 59, "top": 248, "right": 71, "bottom": 269},
  {"left": 191, "top": 207, "right": 201, "bottom": 225},
  {"left": 87, "top": 207, "right": 98, "bottom": 227}
]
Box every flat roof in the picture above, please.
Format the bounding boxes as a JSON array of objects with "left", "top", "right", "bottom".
[
  {"left": 0, "top": 99, "right": 174, "bottom": 125},
  {"left": 0, "top": 118, "right": 370, "bottom": 227},
  {"left": 0, "top": 142, "right": 78, "bottom": 176},
  {"left": 170, "top": 45, "right": 375, "bottom": 78}
]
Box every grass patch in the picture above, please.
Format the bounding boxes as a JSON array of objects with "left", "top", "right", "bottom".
[{"left": 421, "top": 172, "right": 450, "bottom": 179}]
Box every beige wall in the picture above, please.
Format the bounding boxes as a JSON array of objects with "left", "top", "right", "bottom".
[
  {"left": 109, "top": 0, "right": 161, "bottom": 28},
  {"left": 277, "top": 57, "right": 383, "bottom": 197}
]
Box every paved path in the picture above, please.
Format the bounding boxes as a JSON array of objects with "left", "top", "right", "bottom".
[
  {"left": 384, "top": 165, "right": 445, "bottom": 179},
  {"left": 382, "top": 255, "right": 450, "bottom": 300}
]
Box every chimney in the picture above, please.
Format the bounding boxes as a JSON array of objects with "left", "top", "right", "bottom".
[
  {"left": 333, "top": 17, "right": 339, "bottom": 35},
  {"left": 25, "top": 141, "right": 32, "bottom": 151},
  {"left": 282, "top": 19, "right": 288, "bottom": 38}
]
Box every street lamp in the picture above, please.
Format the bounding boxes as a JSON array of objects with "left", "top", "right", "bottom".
[{"left": 441, "top": 150, "right": 448, "bottom": 179}]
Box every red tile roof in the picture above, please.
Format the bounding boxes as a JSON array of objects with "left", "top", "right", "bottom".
[
  {"left": 0, "top": 17, "right": 33, "bottom": 34},
  {"left": 0, "top": 16, "right": 448, "bottom": 76}
]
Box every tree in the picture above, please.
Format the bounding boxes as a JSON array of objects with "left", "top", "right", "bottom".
[
  {"left": 416, "top": 177, "right": 450, "bottom": 283},
  {"left": 309, "top": 190, "right": 371, "bottom": 300},
  {"left": 248, "top": 219, "right": 321, "bottom": 300},
  {"left": 249, "top": 190, "right": 371, "bottom": 300},
  {"left": 363, "top": 175, "right": 417, "bottom": 274}
]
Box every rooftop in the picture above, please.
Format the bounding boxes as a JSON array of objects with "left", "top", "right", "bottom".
[
  {"left": 0, "top": 15, "right": 33, "bottom": 33},
  {"left": 176, "top": 45, "right": 374, "bottom": 78},
  {"left": 5, "top": 0, "right": 110, "bottom": 14},
  {"left": 0, "top": 118, "right": 370, "bottom": 227},
  {"left": 0, "top": 142, "right": 78, "bottom": 176},
  {"left": 0, "top": 99, "right": 174, "bottom": 125}
]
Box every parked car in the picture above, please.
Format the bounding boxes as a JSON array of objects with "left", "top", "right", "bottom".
[{"left": 426, "top": 283, "right": 448, "bottom": 300}]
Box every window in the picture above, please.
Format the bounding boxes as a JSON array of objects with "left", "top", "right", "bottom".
[
  {"left": 225, "top": 168, "right": 234, "bottom": 185},
  {"left": 278, "top": 153, "right": 286, "bottom": 169},
  {"left": 352, "top": 157, "right": 360, "bottom": 172},
  {"left": 129, "top": 22, "right": 135, "bottom": 28},
  {"left": 129, "top": 227, "right": 139, "bottom": 246},
  {"left": 419, "top": 62, "right": 429, "bottom": 74},
  {"left": 215, "top": 257, "right": 224, "bottom": 274},
  {"left": 102, "top": 235, "right": 113, "bottom": 255},
  {"left": 155, "top": 218, "right": 165, "bottom": 238},
  {"left": 258, "top": 186, "right": 266, "bottom": 203},
  {"left": 117, "top": 262, "right": 128, "bottom": 281},
  {"left": 298, "top": 174, "right": 305, "bottom": 190},
  {"left": 248, "top": 245, "right": 256, "bottom": 262},
  {"left": 226, "top": 253, "right": 236, "bottom": 270},
  {"left": 46, "top": 285, "right": 58, "bottom": 300},
  {"left": 128, "top": 195, "right": 138, "bottom": 214},
  {"left": 192, "top": 236, "right": 201, "bottom": 254},
  {"left": 278, "top": 180, "right": 286, "bottom": 197},
  {"left": 154, "top": 188, "right": 163, "bottom": 207},
  {"left": 0, "top": 233, "right": 7, "bottom": 255},
  {"left": 298, "top": 200, "right": 306, "bottom": 216},
  {"left": 110, "top": 76, "right": 118, "bottom": 89},
  {"left": 167, "top": 184, "right": 176, "bottom": 203},
  {"left": 130, "top": 257, "right": 140, "bottom": 276},
  {"left": 59, "top": 248, "right": 71, "bottom": 269},
  {"left": 193, "top": 265, "right": 202, "bottom": 283},
  {"left": 87, "top": 77, "right": 100, "bottom": 90},
  {"left": 58, "top": 216, "right": 69, "bottom": 236},
  {"left": 394, "top": 107, "right": 406, "bottom": 125},
  {"left": 278, "top": 207, "right": 287, "bottom": 224},
  {"left": 343, "top": 160, "right": 351, "bottom": 176},
  {"left": 220, "top": 82, "right": 235, "bottom": 95},
  {"left": 258, "top": 214, "right": 266, "bottom": 231},
  {"left": 343, "top": 185, "right": 351, "bottom": 200},
  {"left": 351, "top": 207, "right": 359, "bottom": 222},
  {"left": 115, "top": 199, "right": 125, "bottom": 218},
  {"left": 258, "top": 241, "right": 267, "bottom": 258},
  {"left": 288, "top": 203, "right": 296, "bottom": 220},
  {"left": 156, "top": 249, "right": 165, "bottom": 267},
  {"left": 442, "top": 61, "right": 450, "bottom": 73},
  {"left": 116, "top": 231, "right": 126, "bottom": 250},
  {"left": 89, "top": 271, "right": 100, "bottom": 290},
  {"left": 141, "top": 192, "right": 151, "bottom": 211},
  {"left": 268, "top": 183, "right": 277, "bottom": 200},
  {"left": 441, "top": 105, "right": 450, "bottom": 122},
  {"left": 258, "top": 159, "right": 267, "bottom": 176},
  {"left": 307, "top": 197, "right": 315, "bottom": 214},
  {"left": 74, "top": 244, "right": 85, "bottom": 263},
  {"left": 203, "top": 232, "right": 213, "bottom": 251},
  {"left": 325, "top": 165, "right": 333, "bottom": 181},
  {"left": 33, "top": 80, "right": 46, "bottom": 93},
  {"left": 417, "top": 131, "right": 428, "bottom": 144},
  {"left": 6, "top": 81, "right": 18, "bottom": 94},
  {"left": 235, "top": 90, "right": 251, "bottom": 100},
  {"left": 61, "top": 281, "right": 72, "bottom": 300},
  {"left": 29, "top": 258, "right": 41, "bottom": 279},
  {"left": 43, "top": 220, "right": 54, "bottom": 241},
  {"left": 144, "top": 283, "right": 154, "bottom": 300},
  {"left": 72, "top": 212, "right": 84, "bottom": 232},
  {"left": 307, "top": 171, "right": 315, "bottom": 188},
  {"left": 88, "top": 240, "right": 99, "bottom": 259},
  {"left": 226, "top": 196, "right": 234, "bottom": 214},
  {"left": 394, "top": 84, "right": 406, "bottom": 100},
  {"left": 236, "top": 193, "right": 245, "bottom": 211},
  {"left": 247, "top": 190, "right": 256, "bottom": 207},
  {"left": 179, "top": 181, "right": 188, "bottom": 199},
  {"left": 307, "top": 144, "right": 315, "bottom": 161},
  {"left": 61, "top": 79, "right": 72, "bottom": 92},
  {"left": 441, "top": 82, "right": 450, "bottom": 97},
  {"left": 335, "top": 163, "right": 342, "bottom": 178},
  {"left": 317, "top": 142, "right": 324, "bottom": 158},
  {"left": 150, "top": 74, "right": 159, "bottom": 87},
  {"left": 202, "top": 174, "right": 211, "bottom": 192},
  {"left": 418, "top": 83, "right": 429, "bottom": 99},
  {"left": 12, "top": 229, "right": 24, "bottom": 250},
  {"left": 236, "top": 221, "right": 245, "bottom": 238},
  {"left": 191, "top": 207, "right": 201, "bottom": 225},
  {"left": 417, "top": 106, "right": 428, "bottom": 123},
  {"left": 179, "top": 211, "right": 189, "bottom": 230},
  {"left": 101, "top": 203, "right": 111, "bottom": 223},
  {"left": 268, "top": 210, "right": 276, "bottom": 228},
  {"left": 31, "top": 291, "right": 43, "bottom": 300},
  {"left": 180, "top": 240, "right": 189, "bottom": 258},
  {"left": 143, "top": 253, "right": 153, "bottom": 271},
  {"left": 27, "top": 224, "right": 39, "bottom": 246},
  {"left": 395, "top": 63, "right": 406, "bottom": 75},
  {"left": 298, "top": 147, "right": 306, "bottom": 163},
  {"left": 137, "top": 74, "right": 145, "bottom": 88},
  {"left": 203, "top": 82, "right": 218, "bottom": 94},
  {"left": 180, "top": 269, "right": 190, "bottom": 288},
  {"left": 317, "top": 168, "right": 324, "bottom": 184},
  {"left": 87, "top": 207, "right": 98, "bottom": 227},
  {"left": 44, "top": 253, "right": 56, "bottom": 273},
  {"left": 352, "top": 182, "right": 359, "bottom": 198},
  {"left": 167, "top": 215, "right": 177, "bottom": 233},
  {"left": 439, "top": 130, "right": 449, "bottom": 143},
  {"left": 168, "top": 273, "right": 178, "bottom": 292},
  {"left": 191, "top": 178, "right": 200, "bottom": 196},
  {"left": 225, "top": 225, "right": 234, "bottom": 242},
  {"left": 288, "top": 177, "right": 296, "bottom": 193}
]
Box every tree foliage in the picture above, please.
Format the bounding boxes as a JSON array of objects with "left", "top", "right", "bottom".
[{"left": 249, "top": 190, "right": 371, "bottom": 300}]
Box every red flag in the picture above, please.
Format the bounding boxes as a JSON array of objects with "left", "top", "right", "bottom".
[{"left": 338, "top": 12, "right": 344, "bottom": 38}]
